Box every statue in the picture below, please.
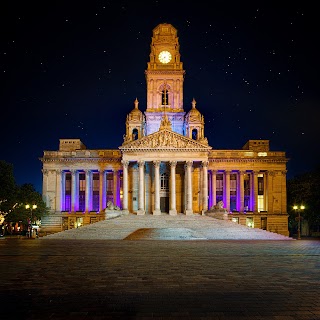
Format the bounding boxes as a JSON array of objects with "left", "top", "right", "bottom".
[
  {"left": 211, "top": 200, "right": 224, "bottom": 210},
  {"left": 205, "top": 200, "right": 229, "bottom": 220},
  {"left": 104, "top": 201, "right": 123, "bottom": 219},
  {"left": 106, "top": 201, "right": 115, "bottom": 210}
]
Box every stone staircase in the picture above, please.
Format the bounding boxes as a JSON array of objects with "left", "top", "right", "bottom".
[{"left": 41, "top": 213, "right": 294, "bottom": 240}]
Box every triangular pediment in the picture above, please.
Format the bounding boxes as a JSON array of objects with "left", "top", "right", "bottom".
[{"left": 119, "top": 129, "right": 212, "bottom": 151}]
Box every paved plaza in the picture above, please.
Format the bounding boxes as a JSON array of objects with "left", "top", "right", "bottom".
[{"left": 1, "top": 214, "right": 320, "bottom": 319}]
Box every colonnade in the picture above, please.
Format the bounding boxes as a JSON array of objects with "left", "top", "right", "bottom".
[
  {"left": 45, "top": 165, "right": 275, "bottom": 214},
  {"left": 121, "top": 160, "right": 208, "bottom": 215}
]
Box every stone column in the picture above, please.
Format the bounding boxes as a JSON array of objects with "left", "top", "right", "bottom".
[
  {"left": 85, "top": 170, "right": 91, "bottom": 212},
  {"left": 211, "top": 170, "right": 216, "bottom": 207},
  {"left": 253, "top": 171, "right": 259, "bottom": 212},
  {"left": 113, "top": 170, "right": 118, "bottom": 207},
  {"left": 41, "top": 169, "right": 49, "bottom": 207},
  {"left": 267, "top": 170, "right": 274, "bottom": 213},
  {"left": 137, "top": 160, "right": 145, "bottom": 215},
  {"left": 281, "top": 170, "right": 287, "bottom": 213},
  {"left": 239, "top": 171, "right": 245, "bottom": 212},
  {"left": 71, "top": 169, "right": 77, "bottom": 212},
  {"left": 184, "top": 161, "right": 193, "bottom": 215},
  {"left": 263, "top": 172, "right": 268, "bottom": 211},
  {"left": 153, "top": 161, "right": 161, "bottom": 215},
  {"left": 55, "top": 169, "right": 62, "bottom": 212},
  {"left": 99, "top": 170, "right": 106, "bottom": 212},
  {"left": 225, "top": 170, "right": 230, "bottom": 212},
  {"left": 121, "top": 160, "right": 129, "bottom": 212},
  {"left": 201, "top": 161, "right": 208, "bottom": 214},
  {"left": 169, "top": 161, "right": 177, "bottom": 216},
  {"left": 61, "top": 171, "right": 65, "bottom": 211}
]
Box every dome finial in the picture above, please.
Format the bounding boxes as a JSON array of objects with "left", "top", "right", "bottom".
[
  {"left": 134, "top": 98, "right": 139, "bottom": 109},
  {"left": 192, "top": 98, "right": 196, "bottom": 109}
]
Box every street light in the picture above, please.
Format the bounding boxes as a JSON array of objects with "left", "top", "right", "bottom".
[
  {"left": 25, "top": 204, "right": 37, "bottom": 238},
  {"left": 293, "top": 205, "right": 305, "bottom": 240}
]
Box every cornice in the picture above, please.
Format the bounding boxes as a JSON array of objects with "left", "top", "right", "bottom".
[
  {"left": 209, "top": 158, "right": 288, "bottom": 163},
  {"left": 145, "top": 70, "right": 185, "bottom": 75},
  {"left": 40, "top": 158, "right": 121, "bottom": 163},
  {"left": 120, "top": 147, "right": 210, "bottom": 153}
]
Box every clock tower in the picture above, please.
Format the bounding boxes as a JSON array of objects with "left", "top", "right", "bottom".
[{"left": 144, "top": 23, "right": 186, "bottom": 135}]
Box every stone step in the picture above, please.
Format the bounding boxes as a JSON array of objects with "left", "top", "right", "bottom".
[{"left": 41, "top": 213, "right": 294, "bottom": 240}]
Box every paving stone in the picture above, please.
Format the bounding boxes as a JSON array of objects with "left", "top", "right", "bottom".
[{"left": 0, "top": 215, "right": 319, "bottom": 319}]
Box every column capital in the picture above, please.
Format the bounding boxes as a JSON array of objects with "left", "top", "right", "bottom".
[
  {"left": 267, "top": 170, "right": 276, "bottom": 176},
  {"left": 201, "top": 160, "right": 209, "bottom": 168},
  {"left": 252, "top": 170, "right": 260, "bottom": 175},
  {"left": 84, "top": 169, "right": 91, "bottom": 174},
  {"left": 42, "top": 169, "right": 48, "bottom": 175},
  {"left": 239, "top": 170, "right": 246, "bottom": 175},
  {"left": 153, "top": 160, "right": 161, "bottom": 168},
  {"left": 169, "top": 160, "right": 177, "bottom": 167},
  {"left": 70, "top": 169, "right": 77, "bottom": 176},
  {"left": 185, "top": 161, "right": 193, "bottom": 169},
  {"left": 138, "top": 160, "right": 145, "bottom": 167},
  {"left": 121, "top": 160, "right": 129, "bottom": 168},
  {"left": 224, "top": 170, "right": 231, "bottom": 175}
]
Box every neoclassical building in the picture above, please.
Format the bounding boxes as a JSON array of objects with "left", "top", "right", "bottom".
[{"left": 40, "top": 23, "right": 289, "bottom": 236}]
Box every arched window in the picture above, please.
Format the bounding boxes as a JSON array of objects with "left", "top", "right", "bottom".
[
  {"left": 192, "top": 128, "right": 198, "bottom": 140},
  {"left": 132, "top": 128, "right": 138, "bottom": 140},
  {"left": 161, "top": 89, "right": 169, "bottom": 105}
]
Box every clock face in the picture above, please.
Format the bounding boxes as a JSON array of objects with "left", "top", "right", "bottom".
[{"left": 158, "top": 51, "right": 172, "bottom": 64}]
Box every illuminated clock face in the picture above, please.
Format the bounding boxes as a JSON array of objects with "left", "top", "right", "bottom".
[{"left": 158, "top": 51, "right": 172, "bottom": 64}]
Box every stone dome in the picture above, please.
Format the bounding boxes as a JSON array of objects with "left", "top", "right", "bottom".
[
  {"left": 128, "top": 98, "right": 144, "bottom": 122},
  {"left": 185, "top": 98, "right": 202, "bottom": 122}
]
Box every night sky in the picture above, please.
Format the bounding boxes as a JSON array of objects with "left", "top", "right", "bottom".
[{"left": 1, "top": 1, "right": 319, "bottom": 193}]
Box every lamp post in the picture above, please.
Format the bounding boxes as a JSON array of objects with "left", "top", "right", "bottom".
[
  {"left": 293, "top": 205, "right": 305, "bottom": 240},
  {"left": 25, "top": 204, "right": 37, "bottom": 238}
]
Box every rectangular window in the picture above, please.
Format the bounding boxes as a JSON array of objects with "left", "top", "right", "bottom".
[
  {"left": 230, "top": 174, "right": 237, "bottom": 211},
  {"left": 244, "top": 174, "right": 250, "bottom": 211},
  {"left": 232, "top": 217, "right": 239, "bottom": 224},
  {"left": 261, "top": 217, "right": 267, "bottom": 230},
  {"left": 246, "top": 217, "right": 254, "bottom": 228},
  {"left": 78, "top": 173, "right": 85, "bottom": 211},
  {"left": 92, "top": 173, "right": 99, "bottom": 211},
  {"left": 106, "top": 172, "right": 114, "bottom": 203},
  {"left": 258, "top": 176, "right": 264, "bottom": 195},
  {"left": 216, "top": 174, "right": 223, "bottom": 204},
  {"left": 65, "top": 172, "right": 71, "bottom": 211}
]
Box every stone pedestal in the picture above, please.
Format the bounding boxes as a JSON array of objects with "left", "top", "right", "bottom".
[{"left": 153, "top": 209, "right": 161, "bottom": 215}]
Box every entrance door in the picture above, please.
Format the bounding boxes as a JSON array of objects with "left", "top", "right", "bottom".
[{"left": 160, "top": 197, "right": 169, "bottom": 213}]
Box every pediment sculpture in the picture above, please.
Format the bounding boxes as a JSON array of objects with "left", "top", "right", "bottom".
[{"left": 120, "top": 129, "right": 211, "bottom": 151}]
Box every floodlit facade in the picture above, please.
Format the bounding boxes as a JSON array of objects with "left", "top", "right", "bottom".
[{"left": 40, "top": 23, "right": 289, "bottom": 236}]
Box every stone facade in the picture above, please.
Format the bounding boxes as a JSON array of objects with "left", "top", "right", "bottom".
[{"left": 40, "top": 23, "right": 289, "bottom": 236}]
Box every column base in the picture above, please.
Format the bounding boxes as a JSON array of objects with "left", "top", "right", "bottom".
[
  {"left": 169, "top": 209, "right": 177, "bottom": 216},
  {"left": 137, "top": 209, "right": 145, "bottom": 215},
  {"left": 201, "top": 209, "right": 207, "bottom": 216},
  {"left": 184, "top": 209, "right": 193, "bottom": 215},
  {"left": 152, "top": 209, "right": 161, "bottom": 215},
  {"left": 121, "top": 209, "right": 130, "bottom": 215}
]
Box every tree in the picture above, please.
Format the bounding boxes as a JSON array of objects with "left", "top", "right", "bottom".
[
  {"left": 5, "top": 183, "right": 49, "bottom": 224},
  {"left": 287, "top": 165, "right": 320, "bottom": 235},
  {"left": 0, "top": 160, "right": 18, "bottom": 224},
  {"left": 0, "top": 160, "right": 49, "bottom": 227}
]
